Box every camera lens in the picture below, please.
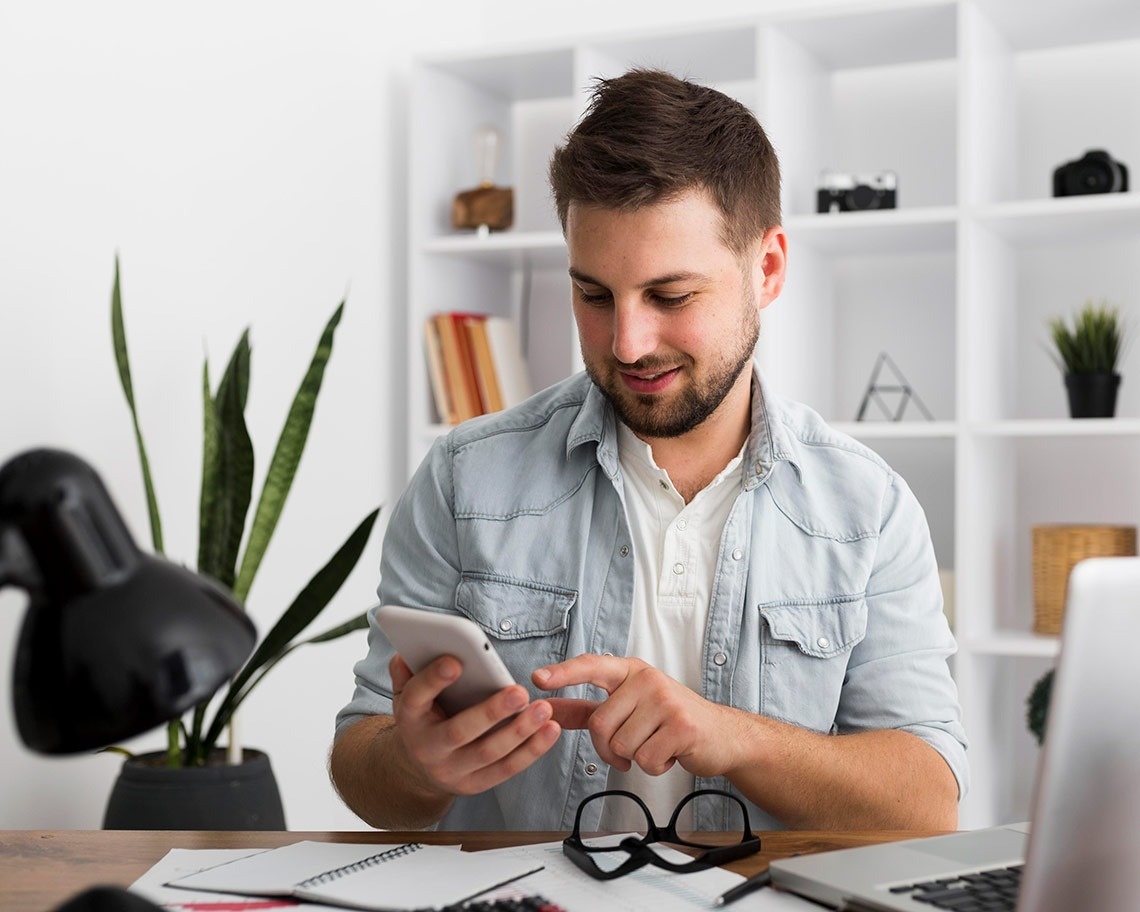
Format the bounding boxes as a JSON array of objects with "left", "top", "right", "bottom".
[
  {"left": 849, "top": 184, "right": 877, "bottom": 209},
  {"left": 1076, "top": 163, "right": 1111, "bottom": 192}
]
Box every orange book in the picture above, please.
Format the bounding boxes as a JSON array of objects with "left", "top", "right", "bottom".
[
  {"left": 463, "top": 314, "right": 505, "bottom": 413},
  {"left": 432, "top": 313, "right": 481, "bottom": 422},
  {"left": 448, "top": 312, "right": 487, "bottom": 417}
]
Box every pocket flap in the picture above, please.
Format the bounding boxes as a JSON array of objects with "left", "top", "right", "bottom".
[
  {"left": 456, "top": 574, "right": 576, "bottom": 640},
  {"left": 760, "top": 596, "right": 868, "bottom": 658}
]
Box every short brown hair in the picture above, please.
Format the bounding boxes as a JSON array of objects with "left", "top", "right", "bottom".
[{"left": 549, "top": 68, "right": 781, "bottom": 255}]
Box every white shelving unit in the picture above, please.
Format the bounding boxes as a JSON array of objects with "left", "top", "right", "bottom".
[{"left": 407, "top": 0, "right": 1140, "bottom": 828}]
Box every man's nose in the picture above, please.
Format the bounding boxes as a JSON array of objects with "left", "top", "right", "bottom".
[{"left": 611, "top": 299, "right": 658, "bottom": 365}]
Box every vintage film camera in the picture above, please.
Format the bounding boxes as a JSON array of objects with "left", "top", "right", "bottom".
[
  {"left": 817, "top": 171, "right": 897, "bottom": 213},
  {"left": 1053, "top": 149, "right": 1129, "bottom": 197}
]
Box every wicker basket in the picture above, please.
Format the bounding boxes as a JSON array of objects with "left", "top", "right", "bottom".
[{"left": 1032, "top": 524, "right": 1137, "bottom": 635}]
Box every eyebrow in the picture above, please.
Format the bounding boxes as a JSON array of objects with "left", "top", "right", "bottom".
[{"left": 568, "top": 268, "right": 709, "bottom": 289}]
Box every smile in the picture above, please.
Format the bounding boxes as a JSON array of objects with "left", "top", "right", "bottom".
[{"left": 619, "top": 367, "right": 680, "bottom": 393}]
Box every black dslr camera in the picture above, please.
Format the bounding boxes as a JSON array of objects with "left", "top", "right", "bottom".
[
  {"left": 1053, "top": 149, "right": 1129, "bottom": 197},
  {"left": 817, "top": 171, "right": 897, "bottom": 213}
]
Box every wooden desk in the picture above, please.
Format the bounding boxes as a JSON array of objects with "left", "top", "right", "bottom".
[{"left": 0, "top": 828, "right": 928, "bottom": 912}]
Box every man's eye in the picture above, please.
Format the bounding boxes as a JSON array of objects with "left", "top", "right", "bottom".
[
  {"left": 576, "top": 287, "right": 612, "bottom": 306},
  {"left": 650, "top": 292, "right": 693, "bottom": 307}
]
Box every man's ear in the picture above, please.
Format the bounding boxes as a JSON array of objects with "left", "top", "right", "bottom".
[{"left": 753, "top": 226, "right": 787, "bottom": 308}]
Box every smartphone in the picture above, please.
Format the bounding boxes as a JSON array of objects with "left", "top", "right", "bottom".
[{"left": 375, "top": 604, "right": 518, "bottom": 716}]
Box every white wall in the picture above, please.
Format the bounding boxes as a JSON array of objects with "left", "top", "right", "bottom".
[{"left": 0, "top": 0, "right": 489, "bottom": 831}]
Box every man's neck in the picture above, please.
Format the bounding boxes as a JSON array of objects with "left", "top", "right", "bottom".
[{"left": 637, "top": 374, "right": 752, "bottom": 503}]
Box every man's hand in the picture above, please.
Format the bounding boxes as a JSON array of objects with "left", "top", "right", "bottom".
[
  {"left": 532, "top": 654, "right": 741, "bottom": 779},
  {"left": 390, "top": 653, "right": 562, "bottom": 796}
]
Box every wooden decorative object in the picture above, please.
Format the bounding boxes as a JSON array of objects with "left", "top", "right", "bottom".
[
  {"left": 1032, "top": 524, "right": 1137, "bottom": 634},
  {"left": 452, "top": 185, "right": 513, "bottom": 233},
  {"left": 451, "top": 124, "right": 513, "bottom": 234}
]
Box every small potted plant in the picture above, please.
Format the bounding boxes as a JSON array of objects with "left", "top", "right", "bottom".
[{"left": 1047, "top": 299, "right": 1126, "bottom": 418}]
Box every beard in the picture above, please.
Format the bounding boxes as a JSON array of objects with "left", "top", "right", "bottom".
[{"left": 584, "top": 291, "right": 760, "bottom": 439}]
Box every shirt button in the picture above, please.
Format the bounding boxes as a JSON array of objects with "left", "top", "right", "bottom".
[
  {"left": 732, "top": 548, "right": 743, "bottom": 560},
  {"left": 672, "top": 562, "right": 685, "bottom": 575},
  {"left": 585, "top": 762, "right": 599, "bottom": 775},
  {"left": 713, "top": 652, "right": 728, "bottom": 666},
  {"left": 619, "top": 545, "right": 629, "bottom": 557},
  {"left": 677, "top": 518, "right": 688, "bottom": 531},
  {"left": 817, "top": 636, "right": 830, "bottom": 649},
  {"left": 602, "top": 652, "right": 614, "bottom": 657},
  {"left": 659, "top": 479, "right": 669, "bottom": 490},
  {"left": 499, "top": 619, "right": 513, "bottom": 633}
]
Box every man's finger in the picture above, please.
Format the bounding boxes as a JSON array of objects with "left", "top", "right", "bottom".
[
  {"left": 396, "top": 654, "right": 462, "bottom": 717},
  {"left": 389, "top": 654, "right": 414, "bottom": 693},
  {"left": 533, "top": 654, "right": 633, "bottom": 693},
  {"left": 545, "top": 697, "right": 599, "bottom": 730}
]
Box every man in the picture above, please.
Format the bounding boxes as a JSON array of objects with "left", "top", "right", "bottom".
[{"left": 330, "top": 68, "right": 966, "bottom": 833}]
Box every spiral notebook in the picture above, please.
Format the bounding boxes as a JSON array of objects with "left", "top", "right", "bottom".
[{"left": 166, "top": 839, "right": 544, "bottom": 911}]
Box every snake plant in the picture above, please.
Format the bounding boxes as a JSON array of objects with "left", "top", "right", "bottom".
[{"left": 111, "top": 257, "right": 379, "bottom": 766}]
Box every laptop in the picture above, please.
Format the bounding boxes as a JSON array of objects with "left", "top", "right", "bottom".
[{"left": 769, "top": 556, "right": 1140, "bottom": 912}]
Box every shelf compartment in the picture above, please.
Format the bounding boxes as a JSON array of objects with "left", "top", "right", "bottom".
[
  {"left": 787, "top": 207, "right": 957, "bottom": 255},
  {"left": 960, "top": 632, "right": 1060, "bottom": 658},
  {"left": 971, "top": 418, "right": 1140, "bottom": 438},
  {"left": 423, "top": 230, "right": 566, "bottom": 269},
  {"left": 974, "top": 193, "right": 1140, "bottom": 246}
]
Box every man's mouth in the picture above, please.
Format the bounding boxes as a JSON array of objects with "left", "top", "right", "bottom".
[{"left": 619, "top": 366, "right": 681, "bottom": 394}]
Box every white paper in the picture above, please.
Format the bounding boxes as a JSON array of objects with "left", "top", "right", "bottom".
[
  {"left": 165, "top": 841, "right": 538, "bottom": 911},
  {"left": 131, "top": 848, "right": 328, "bottom": 910},
  {"left": 474, "top": 838, "right": 745, "bottom": 911}
]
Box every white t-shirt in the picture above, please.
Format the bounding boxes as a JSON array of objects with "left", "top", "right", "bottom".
[{"left": 600, "top": 421, "right": 744, "bottom": 832}]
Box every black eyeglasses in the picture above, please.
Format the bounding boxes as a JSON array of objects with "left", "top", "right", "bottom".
[{"left": 562, "top": 788, "right": 761, "bottom": 880}]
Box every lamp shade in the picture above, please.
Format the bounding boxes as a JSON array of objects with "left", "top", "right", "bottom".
[{"left": 0, "top": 449, "right": 255, "bottom": 754}]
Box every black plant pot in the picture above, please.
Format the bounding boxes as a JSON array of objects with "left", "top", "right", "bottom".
[
  {"left": 103, "top": 749, "right": 286, "bottom": 830},
  {"left": 1065, "top": 371, "right": 1121, "bottom": 418}
]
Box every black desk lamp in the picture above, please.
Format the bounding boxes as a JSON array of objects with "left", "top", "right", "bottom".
[{"left": 1, "top": 448, "right": 256, "bottom": 910}]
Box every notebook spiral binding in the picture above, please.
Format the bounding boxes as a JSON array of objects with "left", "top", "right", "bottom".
[{"left": 297, "top": 843, "right": 425, "bottom": 888}]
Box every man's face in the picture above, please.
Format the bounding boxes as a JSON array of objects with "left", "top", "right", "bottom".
[{"left": 565, "top": 189, "right": 785, "bottom": 440}]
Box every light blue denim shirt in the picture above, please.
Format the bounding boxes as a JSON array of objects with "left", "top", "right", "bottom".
[{"left": 336, "top": 367, "right": 968, "bottom": 831}]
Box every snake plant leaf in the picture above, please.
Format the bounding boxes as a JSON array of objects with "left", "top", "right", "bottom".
[
  {"left": 203, "top": 505, "right": 380, "bottom": 751},
  {"left": 213, "top": 611, "right": 372, "bottom": 729},
  {"left": 198, "top": 333, "right": 254, "bottom": 590},
  {"left": 232, "top": 301, "right": 345, "bottom": 602},
  {"left": 110, "top": 257, "right": 164, "bottom": 554},
  {"left": 301, "top": 610, "right": 371, "bottom": 643}
]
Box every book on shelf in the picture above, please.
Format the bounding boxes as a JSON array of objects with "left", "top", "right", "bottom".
[
  {"left": 462, "top": 313, "right": 505, "bottom": 413},
  {"left": 423, "top": 316, "right": 457, "bottom": 425},
  {"left": 426, "top": 312, "right": 532, "bottom": 425},
  {"left": 484, "top": 314, "right": 533, "bottom": 409},
  {"left": 430, "top": 312, "right": 482, "bottom": 423}
]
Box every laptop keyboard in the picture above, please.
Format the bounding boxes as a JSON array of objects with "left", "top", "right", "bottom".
[{"left": 887, "top": 863, "right": 1023, "bottom": 910}]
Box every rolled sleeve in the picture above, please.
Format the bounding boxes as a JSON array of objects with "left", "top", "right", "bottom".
[
  {"left": 841, "top": 472, "right": 969, "bottom": 799},
  {"left": 334, "top": 436, "right": 463, "bottom": 739}
]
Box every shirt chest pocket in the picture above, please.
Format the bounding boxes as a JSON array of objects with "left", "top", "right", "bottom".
[
  {"left": 455, "top": 574, "right": 576, "bottom": 693},
  {"left": 758, "top": 596, "right": 868, "bottom": 734}
]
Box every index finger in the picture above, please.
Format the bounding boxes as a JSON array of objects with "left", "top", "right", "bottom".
[{"left": 532, "top": 654, "right": 632, "bottom": 694}]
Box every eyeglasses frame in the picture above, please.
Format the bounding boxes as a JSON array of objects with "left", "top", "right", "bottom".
[{"left": 561, "top": 787, "right": 761, "bottom": 881}]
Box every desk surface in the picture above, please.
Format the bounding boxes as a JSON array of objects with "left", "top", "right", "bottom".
[{"left": 0, "top": 828, "right": 931, "bottom": 912}]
